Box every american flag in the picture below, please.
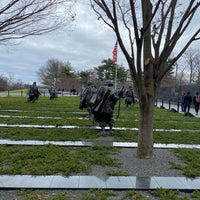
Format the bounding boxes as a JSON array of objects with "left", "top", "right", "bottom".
[{"left": 112, "top": 42, "right": 118, "bottom": 63}]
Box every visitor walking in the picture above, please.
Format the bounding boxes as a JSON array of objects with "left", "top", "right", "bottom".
[
  {"left": 183, "top": 92, "right": 192, "bottom": 113},
  {"left": 181, "top": 92, "right": 186, "bottom": 112},
  {"left": 193, "top": 92, "right": 200, "bottom": 115}
]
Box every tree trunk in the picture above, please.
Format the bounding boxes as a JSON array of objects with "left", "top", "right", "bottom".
[
  {"left": 136, "top": 0, "right": 154, "bottom": 159},
  {"left": 137, "top": 96, "right": 154, "bottom": 159}
]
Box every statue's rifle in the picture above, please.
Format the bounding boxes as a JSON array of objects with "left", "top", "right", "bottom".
[{"left": 116, "top": 86, "right": 124, "bottom": 118}]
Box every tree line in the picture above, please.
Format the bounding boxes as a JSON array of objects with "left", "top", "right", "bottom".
[
  {"left": 36, "top": 58, "right": 129, "bottom": 91},
  {"left": 1, "top": 47, "right": 199, "bottom": 92}
]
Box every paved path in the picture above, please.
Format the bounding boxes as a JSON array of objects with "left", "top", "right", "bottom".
[
  {"left": 0, "top": 124, "right": 199, "bottom": 133},
  {"left": 156, "top": 101, "right": 200, "bottom": 118},
  {"left": 1, "top": 139, "right": 200, "bottom": 149},
  {"left": 0, "top": 175, "right": 200, "bottom": 190}
]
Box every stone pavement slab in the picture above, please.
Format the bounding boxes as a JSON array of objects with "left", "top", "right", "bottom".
[
  {"left": 0, "top": 124, "right": 199, "bottom": 133},
  {"left": 1, "top": 139, "right": 200, "bottom": 149},
  {"left": 0, "top": 175, "right": 200, "bottom": 191}
]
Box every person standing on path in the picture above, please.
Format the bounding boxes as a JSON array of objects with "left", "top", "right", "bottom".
[
  {"left": 181, "top": 92, "right": 186, "bottom": 112},
  {"left": 193, "top": 92, "right": 200, "bottom": 115},
  {"left": 183, "top": 92, "right": 193, "bottom": 113}
]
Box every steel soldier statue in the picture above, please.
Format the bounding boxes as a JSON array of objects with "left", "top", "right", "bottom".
[
  {"left": 124, "top": 85, "right": 136, "bottom": 108},
  {"left": 27, "top": 82, "right": 41, "bottom": 102},
  {"left": 79, "top": 81, "right": 97, "bottom": 118},
  {"left": 49, "top": 85, "right": 58, "bottom": 99},
  {"left": 91, "top": 80, "right": 123, "bottom": 136}
]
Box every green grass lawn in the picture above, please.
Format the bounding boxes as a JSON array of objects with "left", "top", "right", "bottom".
[
  {"left": 0, "top": 95, "right": 200, "bottom": 199},
  {"left": 0, "top": 97, "right": 200, "bottom": 173},
  {"left": 0, "top": 145, "right": 120, "bottom": 176},
  {"left": 17, "top": 188, "right": 200, "bottom": 200},
  {"left": 0, "top": 96, "right": 199, "bottom": 143}
]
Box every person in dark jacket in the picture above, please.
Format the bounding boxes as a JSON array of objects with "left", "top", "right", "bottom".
[
  {"left": 183, "top": 92, "right": 192, "bottom": 113},
  {"left": 193, "top": 92, "right": 200, "bottom": 115},
  {"left": 181, "top": 92, "right": 186, "bottom": 112}
]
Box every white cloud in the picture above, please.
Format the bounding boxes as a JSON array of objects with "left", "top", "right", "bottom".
[
  {"left": 0, "top": 2, "right": 129, "bottom": 85},
  {"left": 0, "top": 1, "right": 198, "bottom": 85},
  {"left": 0, "top": 1, "right": 124, "bottom": 84}
]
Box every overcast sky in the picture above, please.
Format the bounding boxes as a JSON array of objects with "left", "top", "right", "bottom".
[
  {"left": 0, "top": 1, "right": 126, "bottom": 85},
  {"left": 0, "top": 1, "right": 199, "bottom": 85}
]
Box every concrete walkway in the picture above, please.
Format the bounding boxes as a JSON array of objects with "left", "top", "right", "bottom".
[
  {"left": 1, "top": 139, "right": 200, "bottom": 149},
  {"left": 0, "top": 175, "right": 200, "bottom": 190},
  {"left": 156, "top": 101, "right": 200, "bottom": 118},
  {"left": 0, "top": 124, "right": 199, "bottom": 133}
]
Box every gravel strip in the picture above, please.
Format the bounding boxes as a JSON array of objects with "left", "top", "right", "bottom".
[
  {"left": 90, "top": 148, "right": 184, "bottom": 177},
  {"left": 117, "top": 148, "right": 184, "bottom": 176},
  {"left": 0, "top": 148, "right": 186, "bottom": 200}
]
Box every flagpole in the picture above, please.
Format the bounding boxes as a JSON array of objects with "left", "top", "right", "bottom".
[
  {"left": 112, "top": 41, "right": 118, "bottom": 89},
  {"left": 114, "top": 64, "right": 117, "bottom": 90}
]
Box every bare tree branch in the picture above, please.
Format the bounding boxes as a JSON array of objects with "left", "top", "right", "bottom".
[
  {"left": 90, "top": 0, "right": 200, "bottom": 158},
  {"left": 157, "top": 1, "right": 200, "bottom": 81},
  {"left": 0, "top": 0, "right": 75, "bottom": 42}
]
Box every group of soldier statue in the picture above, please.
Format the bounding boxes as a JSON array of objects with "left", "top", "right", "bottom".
[
  {"left": 48, "top": 85, "right": 58, "bottom": 99},
  {"left": 79, "top": 80, "right": 136, "bottom": 136},
  {"left": 27, "top": 82, "right": 59, "bottom": 102},
  {"left": 124, "top": 85, "right": 136, "bottom": 108},
  {"left": 27, "top": 82, "right": 41, "bottom": 102}
]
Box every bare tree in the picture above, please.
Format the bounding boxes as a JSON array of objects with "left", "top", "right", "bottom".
[
  {"left": 172, "top": 59, "right": 189, "bottom": 85},
  {"left": 0, "top": 0, "right": 75, "bottom": 43},
  {"left": 0, "top": 75, "right": 9, "bottom": 91},
  {"left": 90, "top": 0, "right": 200, "bottom": 158},
  {"left": 182, "top": 48, "right": 200, "bottom": 83},
  {"left": 37, "top": 58, "right": 79, "bottom": 90}
]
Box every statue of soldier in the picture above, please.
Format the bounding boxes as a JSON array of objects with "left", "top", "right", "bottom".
[
  {"left": 27, "top": 82, "right": 41, "bottom": 102},
  {"left": 79, "top": 81, "right": 97, "bottom": 118},
  {"left": 124, "top": 85, "right": 135, "bottom": 108},
  {"left": 91, "top": 80, "right": 123, "bottom": 136},
  {"left": 49, "top": 85, "right": 58, "bottom": 99}
]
